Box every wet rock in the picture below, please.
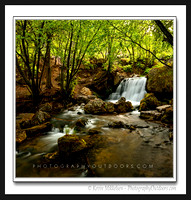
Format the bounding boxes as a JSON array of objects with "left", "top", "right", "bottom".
[
  {"left": 39, "top": 102, "right": 52, "bottom": 112},
  {"left": 139, "top": 93, "right": 161, "bottom": 111},
  {"left": 114, "top": 97, "right": 133, "bottom": 113},
  {"left": 88, "top": 128, "right": 102, "bottom": 135},
  {"left": 140, "top": 110, "right": 162, "bottom": 120},
  {"left": 68, "top": 106, "right": 77, "bottom": 111},
  {"left": 104, "top": 102, "right": 115, "bottom": 113},
  {"left": 58, "top": 135, "right": 87, "bottom": 156},
  {"left": 161, "top": 106, "right": 173, "bottom": 124},
  {"left": 135, "top": 125, "right": 150, "bottom": 128},
  {"left": 16, "top": 129, "right": 27, "bottom": 144},
  {"left": 75, "top": 118, "right": 88, "bottom": 128},
  {"left": 129, "top": 125, "right": 136, "bottom": 131},
  {"left": 51, "top": 102, "right": 65, "bottom": 112},
  {"left": 25, "top": 122, "right": 51, "bottom": 137},
  {"left": 31, "top": 111, "right": 51, "bottom": 126},
  {"left": 84, "top": 98, "right": 106, "bottom": 114},
  {"left": 136, "top": 130, "right": 144, "bottom": 137},
  {"left": 87, "top": 95, "right": 97, "bottom": 100},
  {"left": 108, "top": 121, "right": 126, "bottom": 128},
  {"left": 156, "top": 105, "right": 171, "bottom": 112},
  {"left": 117, "top": 97, "right": 126, "bottom": 103},
  {"left": 76, "top": 95, "right": 90, "bottom": 104}
]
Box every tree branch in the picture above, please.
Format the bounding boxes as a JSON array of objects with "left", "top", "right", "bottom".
[{"left": 109, "top": 21, "right": 172, "bottom": 68}]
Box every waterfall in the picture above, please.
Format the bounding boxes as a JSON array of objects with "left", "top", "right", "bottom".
[{"left": 107, "top": 77, "right": 147, "bottom": 107}]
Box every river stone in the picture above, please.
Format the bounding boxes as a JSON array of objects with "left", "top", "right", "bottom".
[
  {"left": 156, "top": 105, "right": 171, "bottom": 112},
  {"left": 139, "top": 93, "right": 161, "bottom": 111},
  {"left": 117, "top": 97, "right": 126, "bottom": 104},
  {"left": 161, "top": 106, "right": 173, "bottom": 124},
  {"left": 108, "top": 121, "right": 126, "bottom": 128},
  {"left": 115, "top": 98, "right": 133, "bottom": 113},
  {"left": 75, "top": 118, "right": 88, "bottom": 127},
  {"left": 31, "top": 111, "right": 51, "bottom": 126},
  {"left": 140, "top": 110, "right": 162, "bottom": 120},
  {"left": 104, "top": 102, "right": 115, "bottom": 113},
  {"left": 39, "top": 102, "right": 52, "bottom": 112},
  {"left": 25, "top": 122, "right": 51, "bottom": 137},
  {"left": 88, "top": 128, "right": 102, "bottom": 135},
  {"left": 84, "top": 98, "right": 106, "bottom": 114},
  {"left": 58, "top": 135, "right": 87, "bottom": 156}
]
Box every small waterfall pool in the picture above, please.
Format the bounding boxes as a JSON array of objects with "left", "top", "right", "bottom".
[{"left": 107, "top": 76, "right": 147, "bottom": 107}]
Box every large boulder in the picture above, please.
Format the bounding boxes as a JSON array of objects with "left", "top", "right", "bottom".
[
  {"left": 58, "top": 135, "right": 87, "bottom": 157},
  {"left": 115, "top": 97, "right": 133, "bottom": 113},
  {"left": 84, "top": 98, "right": 106, "bottom": 114},
  {"left": 146, "top": 66, "right": 173, "bottom": 100},
  {"left": 139, "top": 93, "right": 161, "bottom": 111},
  {"left": 90, "top": 71, "right": 122, "bottom": 99},
  {"left": 104, "top": 102, "right": 115, "bottom": 113}
]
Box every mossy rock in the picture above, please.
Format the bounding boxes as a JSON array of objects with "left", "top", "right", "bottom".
[
  {"left": 58, "top": 135, "right": 87, "bottom": 156},
  {"left": 146, "top": 66, "right": 173, "bottom": 100},
  {"left": 139, "top": 93, "right": 161, "bottom": 111},
  {"left": 104, "top": 102, "right": 115, "bottom": 113},
  {"left": 161, "top": 107, "right": 173, "bottom": 124},
  {"left": 115, "top": 101, "right": 133, "bottom": 113},
  {"left": 84, "top": 98, "right": 106, "bottom": 114}
]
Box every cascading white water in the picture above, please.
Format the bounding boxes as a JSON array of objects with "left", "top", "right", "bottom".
[{"left": 107, "top": 76, "right": 147, "bottom": 107}]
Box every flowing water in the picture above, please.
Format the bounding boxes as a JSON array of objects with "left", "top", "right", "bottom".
[
  {"left": 16, "top": 77, "right": 173, "bottom": 178},
  {"left": 107, "top": 76, "right": 147, "bottom": 107}
]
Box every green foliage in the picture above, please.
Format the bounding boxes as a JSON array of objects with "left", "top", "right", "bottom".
[
  {"left": 16, "top": 19, "right": 173, "bottom": 102},
  {"left": 136, "top": 62, "right": 146, "bottom": 70},
  {"left": 123, "top": 65, "right": 132, "bottom": 73},
  {"left": 144, "top": 67, "right": 151, "bottom": 74}
]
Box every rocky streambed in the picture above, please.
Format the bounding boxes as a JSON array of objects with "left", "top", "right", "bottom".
[{"left": 16, "top": 99, "right": 173, "bottom": 178}]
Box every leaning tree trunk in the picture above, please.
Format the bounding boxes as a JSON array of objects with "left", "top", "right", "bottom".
[{"left": 154, "top": 20, "right": 173, "bottom": 46}]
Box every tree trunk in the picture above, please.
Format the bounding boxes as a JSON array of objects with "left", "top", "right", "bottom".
[
  {"left": 46, "top": 34, "right": 52, "bottom": 89},
  {"left": 154, "top": 20, "right": 173, "bottom": 46}
]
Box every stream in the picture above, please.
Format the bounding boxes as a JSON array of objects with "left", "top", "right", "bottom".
[
  {"left": 16, "top": 77, "right": 173, "bottom": 178},
  {"left": 16, "top": 106, "right": 173, "bottom": 178}
]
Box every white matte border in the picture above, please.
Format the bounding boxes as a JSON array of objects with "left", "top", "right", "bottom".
[{"left": 5, "top": 5, "right": 186, "bottom": 194}]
